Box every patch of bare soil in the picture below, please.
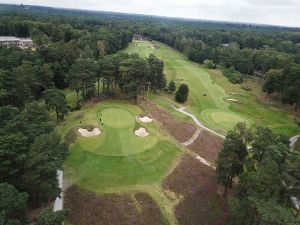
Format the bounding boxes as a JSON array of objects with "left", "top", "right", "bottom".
[
  {"left": 163, "top": 154, "right": 227, "bottom": 225},
  {"left": 142, "top": 101, "right": 197, "bottom": 143},
  {"left": 65, "top": 186, "right": 166, "bottom": 225},
  {"left": 187, "top": 131, "right": 223, "bottom": 162}
]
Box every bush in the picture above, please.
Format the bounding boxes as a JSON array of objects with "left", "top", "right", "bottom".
[
  {"left": 168, "top": 80, "right": 176, "bottom": 92},
  {"left": 175, "top": 83, "right": 189, "bottom": 103},
  {"left": 203, "top": 59, "right": 216, "bottom": 69},
  {"left": 223, "top": 67, "right": 244, "bottom": 84},
  {"left": 241, "top": 84, "right": 252, "bottom": 91}
]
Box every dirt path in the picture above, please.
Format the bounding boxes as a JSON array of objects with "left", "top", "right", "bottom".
[
  {"left": 173, "top": 106, "right": 225, "bottom": 139},
  {"left": 182, "top": 130, "right": 201, "bottom": 147}
]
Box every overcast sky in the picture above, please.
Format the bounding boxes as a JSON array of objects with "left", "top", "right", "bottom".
[{"left": 1, "top": 0, "right": 300, "bottom": 27}]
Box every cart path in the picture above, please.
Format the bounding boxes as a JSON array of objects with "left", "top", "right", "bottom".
[{"left": 173, "top": 106, "right": 225, "bottom": 139}]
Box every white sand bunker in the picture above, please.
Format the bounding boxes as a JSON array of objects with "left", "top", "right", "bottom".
[
  {"left": 135, "top": 127, "right": 149, "bottom": 137},
  {"left": 139, "top": 116, "right": 153, "bottom": 123},
  {"left": 78, "top": 128, "right": 101, "bottom": 137},
  {"left": 227, "top": 98, "right": 239, "bottom": 102}
]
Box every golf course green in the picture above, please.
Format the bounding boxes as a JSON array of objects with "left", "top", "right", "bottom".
[
  {"left": 124, "top": 40, "right": 300, "bottom": 136},
  {"left": 59, "top": 102, "right": 181, "bottom": 192}
]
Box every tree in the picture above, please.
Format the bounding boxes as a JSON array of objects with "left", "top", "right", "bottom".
[
  {"left": 67, "top": 58, "right": 97, "bottom": 101},
  {"left": 44, "top": 89, "right": 68, "bottom": 123},
  {"left": 282, "top": 153, "right": 300, "bottom": 216},
  {"left": 36, "top": 208, "right": 69, "bottom": 225},
  {"left": 168, "top": 80, "right": 176, "bottom": 92},
  {"left": 21, "top": 132, "right": 68, "bottom": 206},
  {"left": 263, "top": 69, "right": 282, "bottom": 97},
  {"left": 175, "top": 83, "right": 189, "bottom": 103},
  {"left": 0, "top": 134, "right": 28, "bottom": 185},
  {"left": 0, "top": 183, "right": 28, "bottom": 224},
  {"left": 216, "top": 123, "right": 249, "bottom": 195},
  {"left": 147, "top": 54, "right": 166, "bottom": 92},
  {"left": 119, "top": 56, "right": 150, "bottom": 102}
]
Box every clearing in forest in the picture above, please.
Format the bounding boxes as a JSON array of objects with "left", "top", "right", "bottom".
[{"left": 124, "top": 40, "right": 300, "bottom": 136}]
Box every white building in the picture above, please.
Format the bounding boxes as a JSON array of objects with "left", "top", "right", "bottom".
[{"left": 0, "top": 36, "right": 33, "bottom": 48}]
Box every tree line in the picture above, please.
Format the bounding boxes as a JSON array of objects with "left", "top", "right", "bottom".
[
  {"left": 67, "top": 53, "right": 166, "bottom": 103},
  {"left": 135, "top": 19, "right": 300, "bottom": 109}
]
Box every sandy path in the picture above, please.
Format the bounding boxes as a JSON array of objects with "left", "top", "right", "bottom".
[
  {"left": 182, "top": 130, "right": 201, "bottom": 147},
  {"left": 54, "top": 170, "right": 63, "bottom": 211}
]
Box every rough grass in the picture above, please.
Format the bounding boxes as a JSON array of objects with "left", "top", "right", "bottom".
[
  {"left": 163, "top": 154, "right": 228, "bottom": 225},
  {"left": 187, "top": 131, "right": 223, "bottom": 162},
  {"left": 65, "top": 185, "right": 167, "bottom": 225},
  {"left": 124, "top": 40, "right": 300, "bottom": 136}
]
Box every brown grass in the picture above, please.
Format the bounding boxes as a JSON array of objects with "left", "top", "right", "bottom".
[
  {"left": 163, "top": 154, "right": 228, "bottom": 225},
  {"left": 187, "top": 131, "right": 223, "bottom": 162},
  {"left": 142, "top": 101, "right": 197, "bottom": 143},
  {"left": 65, "top": 186, "right": 166, "bottom": 225}
]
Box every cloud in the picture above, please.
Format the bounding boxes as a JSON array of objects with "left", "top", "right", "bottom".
[{"left": 1, "top": 0, "right": 300, "bottom": 27}]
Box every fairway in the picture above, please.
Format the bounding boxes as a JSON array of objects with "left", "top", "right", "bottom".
[
  {"left": 124, "top": 40, "right": 300, "bottom": 135},
  {"left": 59, "top": 102, "right": 181, "bottom": 192}
]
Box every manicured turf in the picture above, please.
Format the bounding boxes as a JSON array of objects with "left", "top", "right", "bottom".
[
  {"left": 124, "top": 40, "right": 300, "bottom": 136},
  {"left": 58, "top": 101, "right": 181, "bottom": 192}
]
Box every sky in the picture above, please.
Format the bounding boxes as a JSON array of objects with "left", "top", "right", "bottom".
[{"left": 1, "top": 0, "right": 300, "bottom": 27}]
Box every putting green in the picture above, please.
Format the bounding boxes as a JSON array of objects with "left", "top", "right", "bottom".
[
  {"left": 100, "top": 107, "right": 135, "bottom": 128},
  {"left": 201, "top": 109, "right": 252, "bottom": 131},
  {"left": 77, "top": 106, "right": 158, "bottom": 156}
]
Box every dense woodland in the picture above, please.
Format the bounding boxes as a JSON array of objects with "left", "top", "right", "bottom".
[
  {"left": 0, "top": 4, "right": 299, "bottom": 224},
  {"left": 217, "top": 123, "right": 300, "bottom": 225}
]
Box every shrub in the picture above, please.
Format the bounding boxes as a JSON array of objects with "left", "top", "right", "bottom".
[
  {"left": 241, "top": 84, "right": 252, "bottom": 91},
  {"left": 168, "top": 80, "right": 176, "bottom": 92},
  {"left": 175, "top": 83, "right": 189, "bottom": 103},
  {"left": 203, "top": 59, "right": 216, "bottom": 69},
  {"left": 223, "top": 67, "right": 244, "bottom": 84}
]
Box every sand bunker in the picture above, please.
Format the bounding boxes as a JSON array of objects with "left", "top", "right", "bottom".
[
  {"left": 78, "top": 128, "right": 101, "bottom": 137},
  {"left": 139, "top": 116, "right": 153, "bottom": 123},
  {"left": 227, "top": 98, "right": 239, "bottom": 102},
  {"left": 135, "top": 127, "right": 149, "bottom": 137}
]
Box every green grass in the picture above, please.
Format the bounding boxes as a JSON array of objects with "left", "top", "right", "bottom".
[
  {"left": 124, "top": 40, "right": 300, "bottom": 136},
  {"left": 58, "top": 101, "right": 181, "bottom": 191},
  {"left": 57, "top": 101, "right": 183, "bottom": 224}
]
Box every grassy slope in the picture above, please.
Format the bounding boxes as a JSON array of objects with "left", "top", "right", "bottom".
[{"left": 124, "top": 40, "right": 300, "bottom": 136}]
